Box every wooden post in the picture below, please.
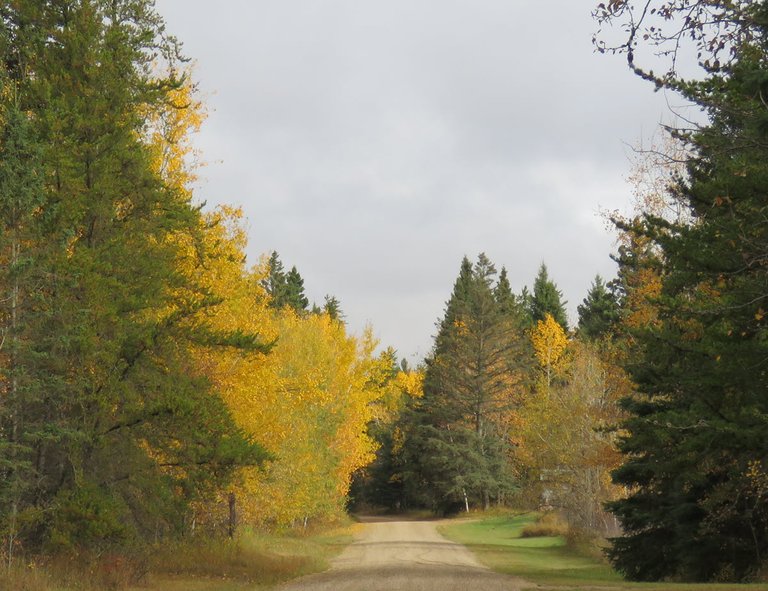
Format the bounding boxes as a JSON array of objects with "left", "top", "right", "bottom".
[{"left": 228, "top": 492, "right": 237, "bottom": 538}]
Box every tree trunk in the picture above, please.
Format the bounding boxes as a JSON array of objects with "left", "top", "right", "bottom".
[
  {"left": 7, "top": 238, "right": 20, "bottom": 570},
  {"left": 228, "top": 492, "right": 237, "bottom": 538}
]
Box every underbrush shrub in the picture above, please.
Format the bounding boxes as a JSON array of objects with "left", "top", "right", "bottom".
[
  {"left": 520, "top": 511, "right": 569, "bottom": 538},
  {"left": 45, "top": 485, "right": 132, "bottom": 554},
  {"left": 565, "top": 526, "right": 610, "bottom": 561},
  {"left": 92, "top": 551, "right": 150, "bottom": 589}
]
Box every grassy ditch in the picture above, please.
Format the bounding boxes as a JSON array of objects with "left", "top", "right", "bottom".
[{"left": 439, "top": 512, "right": 768, "bottom": 591}]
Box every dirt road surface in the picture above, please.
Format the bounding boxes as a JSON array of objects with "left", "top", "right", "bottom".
[{"left": 278, "top": 518, "right": 528, "bottom": 591}]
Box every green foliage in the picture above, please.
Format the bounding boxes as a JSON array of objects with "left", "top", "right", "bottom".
[
  {"left": 494, "top": 266, "right": 526, "bottom": 321},
  {"left": 47, "top": 485, "right": 130, "bottom": 552},
  {"left": 322, "top": 294, "right": 343, "bottom": 321},
  {"left": 577, "top": 275, "right": 620, "bottom": 339},
  {"left": 285, "top": 266, "right": 309, "bottom": 311},
  {"left": 402, "top": 254, "right": 527, "bottom": 512},
  {"left": 0, "top": 0, "right": 267, "bottom": 553},
  {"left": 262, "top": 252, "right": 310, "bottom": 312},
  {"left": 262, "top": 251, "right": 289, "bottom": 306},
  {"left": 601, "top": 4, "right": 768, "bottom": 583},
  {"left": 530, "top": 263, "right": 569, "bottom": 331}
]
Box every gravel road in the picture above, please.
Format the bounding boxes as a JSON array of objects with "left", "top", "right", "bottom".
[{"left": 277, "top": 518, "right": 528, "bottom": 591}]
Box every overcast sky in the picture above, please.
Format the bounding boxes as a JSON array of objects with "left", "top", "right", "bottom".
[{"left": 154, "top": 0, "right": 676, "bottom": 362}]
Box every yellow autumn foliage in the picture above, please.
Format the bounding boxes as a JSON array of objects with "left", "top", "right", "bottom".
[
  {"left": 232, "top": 312, "right": 389, "bottom": 526},
  {"left": 530, "top": 313, "right": 569, "bottom": 392},
  {"left": 172, "top": 210, "right": 392, "bottom": 527},
  {"left": 143, "top": 69, "right": 206, "bottom": 199},
  {"left": 140, "top": 74, "right": 392, "bottom": 530},
  {"left": 514, "top": 339, "right": 630, "bottom": 530}
]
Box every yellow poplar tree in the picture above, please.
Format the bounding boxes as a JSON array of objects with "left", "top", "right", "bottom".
[
  {"left": 530, "top": 313, "right": 569, "bottom": 392},
  {"left": 232, "top": 311, "right": 391, "bottom": 527},
  {"left": 140, "top": 72, "right": 392, "bottom": 530},
  {"left": 144, "top": 69, "right": 206, "bottom": 199}
]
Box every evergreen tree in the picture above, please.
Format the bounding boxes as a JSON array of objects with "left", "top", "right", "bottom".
[
  {"left": 323, "top": 295, "right": 343, "bottom": 321},
  {"left": 284, "top": 266, "right": 309, "bottom": 311},
  {"left": 405, "top": 254, "right": 524, "bottom": 512},
  {"left": 0, "top": 1, "right": 266, "bottom": 550},
  {"left": 494, "top": 266, "right": 516, "bottom": 316},
  {"left": 263, "top": 251, "right": 288, "bottom": 307},
  {"left": 530, "top": 263, "right": 569, "bottom": 331},
  {"left": 433, "top": 256, "right": 474, "bottom": 353},
  {"left": 518, "top": 285, "right": 533, "bottom": 325},
  {"left": 597, "top": 1, "right": 768, "bottom": 582},
  {"left": 576, "top": 275, "right": 620, "bottom": 340},
  {"left": 262, "top": 253, "right": 309, "bottom": 312},
  {"left": 0, "top": 103, "right": 46, "bottom": 563}
]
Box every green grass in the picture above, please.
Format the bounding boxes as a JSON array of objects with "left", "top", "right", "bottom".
[{"left": 439, "top": 513, "right": 768, "bottom": 591}]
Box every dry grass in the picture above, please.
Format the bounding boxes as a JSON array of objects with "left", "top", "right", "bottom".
[
  {"left": 0, "top": 524, "right": 355, "bottom": 591},
  {"left": 519, "top": 511, "right": 569, "bottom": 538},
  {"left": 150, "top": 537, "right": 310, "bottom": 584},
  {"left": 0, "top": 551, "right": 148, "bottom": 591},
  {"left": 142, "top": 526, "right": 354, "bottom": 590}
]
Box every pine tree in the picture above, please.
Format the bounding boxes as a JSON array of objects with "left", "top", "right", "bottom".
[
  {"left": 518, "top": 285, "right": 533, "bottom": 325},
  {"left": 434, "top": 256, "right": 474, "bottom": 354},
  {"left": 577, "top": 275, "right": 620, "bottom": 340},
  {"left": 530, "top": 263, "right": 569, "bottom": 331},
  {"left": 262, "top": 254, "right": 309, "bottom": 312}
]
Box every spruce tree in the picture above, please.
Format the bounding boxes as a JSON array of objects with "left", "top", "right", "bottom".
[
  {"left": 405, "top": 254, "right": 524, "bottom": 512},
  {"left": 263, "top": 254, "right": 309, "bottom": 312},
  {"left": 518, "top": 285, "right": 533, "bottom": 325},
  {"left": 494, "top": 266, "right": 516, "bottom": 316},
  {"left": 530, "top": 263, "right": 569, "bottom": 331},
  {"left": 434, "top": 256, "right": 474, "bottom": 354},
  {"left": 263, "top": 251, "right": 288, "bottom": 307},
  {"left": 577, "top": 275, "right": 620, "bottom": 339},
  {"left": 322, "top": 295, "right": 343, "bottom": 321},
  {"left": 597, "top": 1, "right": 768, "bottom": 581},
  {"left": 284, "top": 266, "right": 309, "bottom": 311}
]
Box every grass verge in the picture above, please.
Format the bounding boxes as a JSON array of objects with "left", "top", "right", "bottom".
[
  {"left": 1, "top": 524, "right": 355, "bottom": 591},
  {"left": 439, "top": 512, "right": 768, "bottom": 591},
  {"left": 138, "top": 524, "right": 356, "bottom": 591}
]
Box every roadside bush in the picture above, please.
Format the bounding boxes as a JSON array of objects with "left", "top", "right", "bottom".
[{"left": 520, "top": 512, "right": 568, "bottom": 538}]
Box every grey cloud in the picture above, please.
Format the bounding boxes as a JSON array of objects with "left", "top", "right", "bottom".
[{"left": 156, "top": 0, "right": 677, "bottom": 357}]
